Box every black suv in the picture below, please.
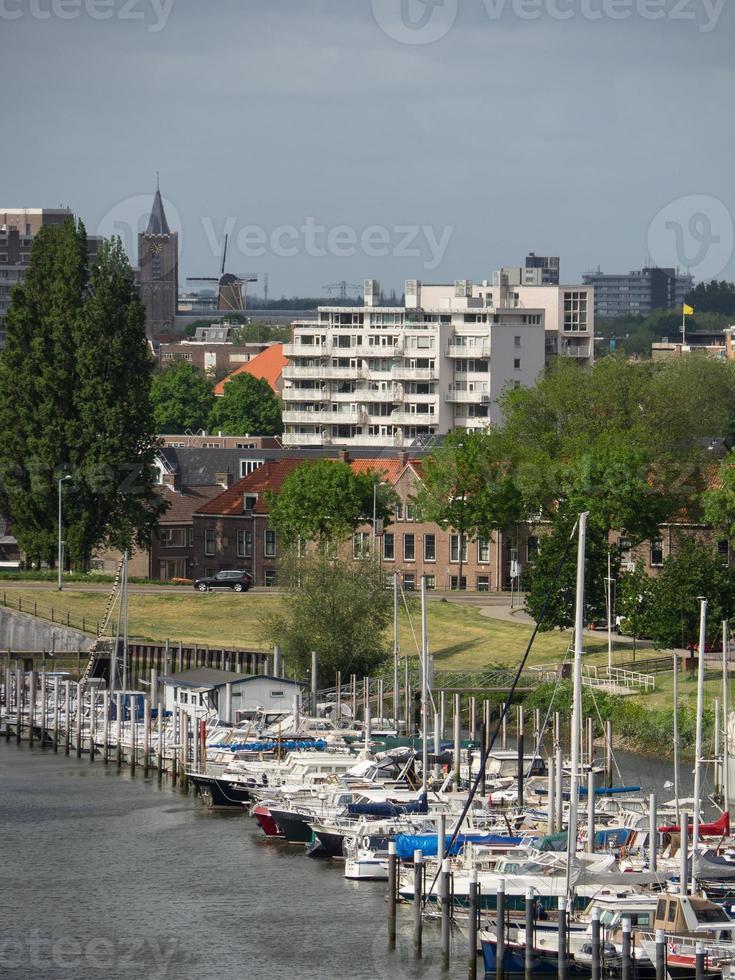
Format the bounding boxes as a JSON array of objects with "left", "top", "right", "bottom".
[{"left": 194, "top": 570, "right": 254, "bottom": 593}]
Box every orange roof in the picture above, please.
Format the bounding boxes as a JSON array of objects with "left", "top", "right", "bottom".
[
  {"left": 349, "top": 458, "right": 423, "bottom": 483},
  {"left": 214, "top": 343, "right": 288, "bottom": 396},
  {"left": 195, "top": 459, "right": 306, "bottom": 516}
]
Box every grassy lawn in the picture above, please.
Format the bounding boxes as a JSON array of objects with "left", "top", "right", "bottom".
[{"left": 1, "top": 587, "right": 611, "bottom": 670}]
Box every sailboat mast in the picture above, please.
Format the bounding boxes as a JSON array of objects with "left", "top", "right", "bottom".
[
  {"left": 565, "top": 512, "right": 588, "bottom": 898},
  {"left": 691, "top": 597, "right": 708, "bottom": 890},
  {"left": 723, "top": 620, "right": 730, "bottom": 817},
  {"left": 421, "top": 575, "right": 429, "bottom": 796},
  {"left": 673, "top": 651, "right": 681, "bottom": 829}
]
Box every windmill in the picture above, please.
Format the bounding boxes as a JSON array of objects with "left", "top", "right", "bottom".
[{"left": 187, "top": 234, "right": 258, "bottom": 312}]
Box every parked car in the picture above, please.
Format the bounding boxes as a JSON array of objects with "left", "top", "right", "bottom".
[{"left": 193, "top": 570, "right": 253, "bottom": 593}]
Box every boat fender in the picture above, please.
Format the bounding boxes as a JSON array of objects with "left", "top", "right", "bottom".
[
  {"left": 362, "top": 836, "right": 371, "bottom": 849},
  {"left": 487, "top": 795, "right": 493, "bottom": 807}
]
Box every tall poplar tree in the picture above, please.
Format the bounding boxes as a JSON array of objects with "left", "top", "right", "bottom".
[{"left": 0, "top": 222, "right": 163, "bottom": 568}]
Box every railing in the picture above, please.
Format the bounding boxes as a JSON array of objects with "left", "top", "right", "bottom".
[
  {"left": 282, "top": 409, "right": 365, "bottom": 425},
  {"left": 445, "top": 388, "right": 490, "bottom": 403},
  {"left": 283, "top": 365, "right": 364, "bottom": 380},
  {"left": 446, "top": 342, "right": 490, "bottom": 357},
  {"left": 607, "top": 666, "right": 655, "bottom": 691},
  {"left": 390, "top": 411, "right": 437, "bottom": 426},
  {"left": 1, "top": 590, "right": 97, "bottom": 635},
  {"left": 282, "top": 432, "right": 329, "bottom": 446},
  {"left": 391, "top": 367, "right": 438, "bottom": 381},
  {"left": 354, "top": 386, "right": 403, "bottom": 402}
]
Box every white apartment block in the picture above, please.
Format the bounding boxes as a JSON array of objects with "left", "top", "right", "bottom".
[{"left": 281, "top": 274, "right": 594, "bottom": 448}]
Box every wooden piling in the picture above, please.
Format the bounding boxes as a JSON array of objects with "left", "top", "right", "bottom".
[
  {"left": 157, "top": 700, "right": 164, "bottom": 781},
  {"left": 695, "top": 943, "right": 705, "bottom": 980},
  {"left": 440, "top": 856, "right": 451, "bottom": 970},
  {"left": 591, "top": 908, "right": 601, "bottom": 980},
  {"left": 75, "top": 682, "right": 82, "bottom": 758},
  {"left": 115, "top": 693, "right": 122, "bottom": 769},
  {"left": 52, "top": 676, "right": 59, "bottom": 752},
  {"left": 413, "top": 850, "right": 423, "bottom": 958},
  {"left": 28, "top": 671, "right": 36, "bottom": 747},
  {"left": 557, "top": 897, "right": 567, "bottom": 980},
  {"left": 39, "top": 671, "right": 46, "bottom": 748},
  {"left": 102, "top": 691, "right": 109, "bottom": 764},
  {"left": 453, "top": 693, "right": 461, "bottom": 788},
  {"left": 468, "top": 868, "right": 478, "bottom": 980},
  {"left": 387, "top": 841, "right": 397, "bottom": 949},
  {"left": 15, "top": 666, "right": 21, "bottom": 744},
  {"left": 130, "top": 696, "right": 137, "bottom": 774},
  {"left": 89, "top": 688, "right": 96, "bottom": 762},
  {"left": 469, "top": 695, "right": 476, "bottom": 742},
  {"left": 64, "top": 681, "right": 70, "bottom": 755},
  {"left": 524, "top": 887, "right": 534, "bottom": 980},
  {"left": 649, "top": 792, "right": 657, "bottom": 871},
  {"left": 587, "top": 769, "right": 595, "bottom": 852},
  {"left": 496, "top": 878, "right": 506, "bottom": 980},
  {"left": 143, "top": 697, "right": 150, "bottom": 777},
  {"left": 655, "top": 929, "right": 666, "bottom": 980},
  {"left": 621, "top": 917, "right": 632, "bottom": 980}
]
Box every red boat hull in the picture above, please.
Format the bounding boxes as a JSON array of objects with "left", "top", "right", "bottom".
[{"left": 252, "top": 804, "right": 283, "bottom": 838}]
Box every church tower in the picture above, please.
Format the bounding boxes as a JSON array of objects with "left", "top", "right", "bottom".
[{"left": 138, "top": 185, "right": 178, "bottom": 337}]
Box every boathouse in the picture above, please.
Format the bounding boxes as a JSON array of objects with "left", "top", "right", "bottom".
[{"left": 161, "top": 668, "right": 305, "bottom": 723}]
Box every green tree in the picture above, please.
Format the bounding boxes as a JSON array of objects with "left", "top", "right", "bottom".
[
  {"left": 703, "top": 452, "right": 735, "bottom": 536},
  {"left": 686, "top": 280, "right": 735, "bottom": 316},
  {"left": 71, "top": 238, "right": 166, "bottom": 562},
  {"left": 208, "top": 373, "right": 283, "bottom": 436},
  {"left": 646, "top": 540, "right": 735, "bottom": 652},
  {"left": 0, "top": 219, "right": 87, "bottom": 566},
  {"left": 261, "top": 551, "right": 392, "bottom": 678},
  {"left": 522, "top": 514, "right": 618, "bottom": 630},
  {"left": 0, "top": 223, "right": 162, "bottom": 567},
  {"left": 617, "top": 562, "right": 656, "bottom": 656},
  {"left": 267, "top": 459, "right": 395, "bottom": 545},
  {"left": 151, "top": 361, "right": 214, "bottom": 434},
  {"left": 415, "top": 429, "right": 523, "bottom": 590}
]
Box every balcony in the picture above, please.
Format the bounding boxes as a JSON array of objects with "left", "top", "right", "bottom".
[
  {"left": 391, "top": 365, "right": 438, "bottom": 381},
  {"left": 560, "top": 345, "right": 592, "bottom": 359},
  {"left": 390, "top": 411, "right": 437, "bottom": 426},
  {"left": 352, "top": 344, "right": 402, "bottom": 358},
  {"left": 283, "top": 364, "right": 365, "bottom": 381},
  {"left": 282, "top": 432, "right": 330, "bottom": 446},
  {"left": 446, "top": 341, "right": 490, "bottom": 357},
  {"left": 283, "top": 408, "right": 367, "bottom": 425},
  {"left": 445, "top": 385, "right": 490, "bottom": 403},
  {"left": 354, "top": 385, "right": 403, "bottom": 402}
]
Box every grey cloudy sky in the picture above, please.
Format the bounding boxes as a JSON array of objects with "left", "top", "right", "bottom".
[{"left": 2, "top": 0, "right": 733, "bottom": 296}]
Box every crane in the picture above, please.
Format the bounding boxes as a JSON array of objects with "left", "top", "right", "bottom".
[{"left": 187, "top": 234, "right": 258, "bottom": 312}]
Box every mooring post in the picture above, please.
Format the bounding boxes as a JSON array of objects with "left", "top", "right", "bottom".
[
  {"left": 680, "top": 812, "right": 689, "bottom": 896},
  {"left": 387, "top": 841, "right": 397, "bottom": 949},
  {"left": 525, "top": 887, "right": 534, "bottom": 980},
  {"left": 500, "top": 701, "right": 507, "bottom": 750},
  {"left": 649, "top": 792, "right": 657, "bottom": 871},
  {"left": 547, "top": 751, "right": 556, "bottom": 834},
  {"left": 53, "top": 676, "right": 59, "bottom": 752},
  {"left": 479, "top": 722, "right": 486, "bottom": 797},
  {"left": 441, "top": 856, "right": 451, "bottom": 970},
  {"left": 621, "top": 917, "right": 632, "bottom": 980},
  {"left": 605, "top": 719, "right": 613, "bottom": 787},
  {"left": 75, "top": 682, "right": 82, "bottom": 758},
  {"left": 115, "top": 692, "right": 122, "bottom": 769},
  {"left": 496, "top": 877, "right": 506, "bottom": 980},
  {"left": 171, "top": 706, "right": 178, "bottom": 786},
  {"left": 102, "top": 690, "right": 109, "bottom": 764},
  {"left": 64, "top": 681, "right": 70, "bottom": 755},
  {"left": 89, "top": 688, "right": 96, "bottom": 762},
  {"left": 157, "top": 700, "right": 164, "bottom": 781},
  {"left": 15, "top": 666, "right": 22, "bottom": 744},
  {"left": 468, "top": 867, "right": 478, "bottom": 980},
  {"left": 439, "top": 689, "right": 446, "bottom": 740},
  {"left": 39, "top": 671, "right": 46, "bottom": 748},
  {"left": 335, "top": 670, "right": 341, "bottom": 722},
  {"left": 378, "top": 678, "right": 384, "bottom": 723},
  {"left": 180, "top": 711, "right": 188, "bottom": 792},
  {"left": 130, "top": 695, "right": 137, "bottom": 774},
  {"left": 587, "top": 768, "right": 596, "bottom": 852},
  {"left": 469, "top": 695, "right": 476, "bottom": 742},
  {"left": 555, "top": 741, "right": 563, "bottom": 831},
  {"left": 591, "top": 907, "right": 601, "bottom": 980},
  {"left": 28, "top": 670, "right": 36, "bottom": 747},
  {"left": 517, "top": 704, "right": 525, "bottom": 806},
  {"left": 413, "top": 849, "right": 423, "bottom": 958},
  {"left": 454, "top": 693, "right": 461, "bottom": 788},
  {"left": 558, "top": 897, "right": 567, "bottom": 980},
  {"left": 695, "top": 942, "right": 705, "bottom": 980},
  {"left": 143, "top": 697, "right": 151, "bottom": 777},
  {"left": 655, "top": 929, "right": 666, "bottom": 980}
]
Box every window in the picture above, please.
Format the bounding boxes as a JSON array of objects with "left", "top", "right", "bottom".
[
  {"left": 403, "top": 573, "right": 415, "bottom": 591},
  {"left": 405, "top": 503, "right": 416, "bottom": 522},
  {"left": 478, "top": 537, "right": 490, "bottom": 563},
  {"left": 264, "top": 569, "right": 276, "bottom": 587},
  {"left": 404, "top": 534, "right": 415, "bottom": 561},
  {"left": 243, "top": 494, "right": 258, "bottom": 513},
  {"left": 514, "top": 336, "right": 521, "bottom": 347},
  {"left": 237, "top": 529, "right": 253, "bottom": 558},
  {"left": 383, "top": 533, "right": 395, "bottom": 561},
  {"left": 450, "top": 534, "right": 468, "bottom": 563},
  {"left": 395, "top": 501, "right": 404, "bottom": 521},
  {"left": 204, "top": 528, "right": 216, "bottom": 556},
  {"left": 160, "top": 528, "right": 187, "bottom": 548},
  {"left": 477, "top": 575, "right": 490, "bottom": 593},
  {"left": 527, "top": 535, "right": 539, "bottom": 562},
  {"left": 650, "top": 538, "right": 664, "bottom": 567},
  {"left": 353, "top": 532, "right": 370, "bottom": 558},
  {"left": 514, "top": 358, "right": 521, "bottom": 370},
  {"left": 424, "top": 575, "right": 435, "bottom": 590},
  {"left": 240, "top": 459, "right": 264, "bottom": 478},
  {"left": 264, "top": 529, "right": 277, "bottom": 558},
  {"left": 424, "top": 534, "right": 436, "bottom": 562},
  {"left": 718, "top": 540, "right": 730, "bottom": 564},
  {"left": 450, "top": 575, "right": 467, "bottom": 591}
]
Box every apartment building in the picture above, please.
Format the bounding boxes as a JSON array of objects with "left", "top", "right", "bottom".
[
  {"left": 582, "top": 266, "right": 693, "bottom": 319},
  {"left": 281, "top": 274, "right": 593, "bottom": 449},
  {"left": 0, "top": 208, "right": 100, "bottom": 350}
]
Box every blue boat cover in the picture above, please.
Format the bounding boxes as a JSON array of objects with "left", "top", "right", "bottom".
[
  {"left": 394, "top": 833, "right": 524, "bottom": 860},
  {"left": 347, "top": 793, "right": 428, "bottom": 818},
  {"left": 209, "top": 739, "right": 328, "bottom": 752},
  {"left": 594, "top": 828, "right": 633, "bottom": 848}
]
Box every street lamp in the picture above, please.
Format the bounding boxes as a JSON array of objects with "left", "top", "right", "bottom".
[{"left": 57, "top": 475, "right": 72, "bottom": 591}]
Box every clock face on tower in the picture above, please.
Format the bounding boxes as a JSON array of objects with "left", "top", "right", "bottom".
[{"left": 149, "top": 240, "right": 162, "bottom": 255}]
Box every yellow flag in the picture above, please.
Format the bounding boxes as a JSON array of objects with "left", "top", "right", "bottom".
[{"left": 683, "top": 303, "right": 695, "bottom": 316}]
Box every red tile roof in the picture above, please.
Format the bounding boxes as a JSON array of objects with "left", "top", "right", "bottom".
[
  {"left": 350, "top": 458, "right": 424, "bottom": 483},
  {"left": 159, "top": 485, "right": 225, "bottom": 523},
  {"left": 194, "top": 459, "right": 306, "bottom": 516},
  {"left": 214, "top": 343, "right": 288, "bottom": 396}
]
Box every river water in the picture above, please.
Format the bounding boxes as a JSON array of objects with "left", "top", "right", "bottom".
[{"left": 0, "top": 741, "right": 713, "bottom": 980}]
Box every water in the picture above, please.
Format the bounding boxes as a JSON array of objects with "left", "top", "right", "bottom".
[
  {"left": 0, "top": 741, "right": 716, "bottom": 980},
  {"left": 0, "top": 741, "right": 464, "bottom": 980}
]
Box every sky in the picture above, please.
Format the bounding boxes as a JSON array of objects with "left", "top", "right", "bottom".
[{"left": 2, "top": 0, "right": 734, "bottom": 298}]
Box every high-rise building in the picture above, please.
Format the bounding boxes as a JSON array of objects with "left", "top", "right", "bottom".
[
  {"left": 281, "top": 274, "right": 594, "bottom": 448},
  {"left": 138, "top": 187, "right": 178, "bottom": 337},
  {"left": 582, "top": 266, "right": 693, "bottom": 319},
  {"left": 525, "top": 253, "right": 560, "bottom": 285},
  {"left": 0, "top": 208, "right": 101, "bottom": 350}
]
